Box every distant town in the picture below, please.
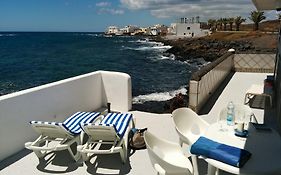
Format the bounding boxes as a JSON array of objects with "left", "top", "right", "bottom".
[{"left": 104, "top": 17, "right": 211, "bottom": 38}]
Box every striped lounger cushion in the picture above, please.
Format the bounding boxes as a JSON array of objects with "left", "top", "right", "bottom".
[
  {"left": 101, "top": 113, "right": 133, "bottom": 138},
  {"left": 30, "top": 111, "right": 100, "bottom": 135},
  {"left": 84, "top": 113, "right": 133, "bottom": 138}
]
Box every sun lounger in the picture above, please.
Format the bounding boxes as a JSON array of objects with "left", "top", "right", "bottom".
[
  {"left": 244, "top": 84, "right": 272, "bottom": 108},
  {"left": 78, "top": 113, "right": 133, "bottom": 163},
  {"left": 25, "top": 111, "right": 101, "bottom": 161}
]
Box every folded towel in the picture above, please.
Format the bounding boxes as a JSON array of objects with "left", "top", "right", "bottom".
[{"left": 190, "top": 137, "right": 251, "bottom": 168}]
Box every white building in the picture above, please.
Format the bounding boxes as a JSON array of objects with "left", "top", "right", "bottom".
[
  {"left": 120, "top": 25, "right": 139, "bottom": 35},
  {"left": 106, "top": 26, "right": 119, "bottom": 35},
  {"left": 167, "top": 23, "right": 177, "bottom": 35},
  {"left": 175, "top": 17, "right": 210, "bottom": 38}
]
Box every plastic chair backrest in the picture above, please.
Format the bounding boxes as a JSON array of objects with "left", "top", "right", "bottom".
[
  {"left": 172, "top": 108, "right": 209, "bottom": 144},
  {"left": 144, "top": 131, "right": 193, "bottom": 175}
]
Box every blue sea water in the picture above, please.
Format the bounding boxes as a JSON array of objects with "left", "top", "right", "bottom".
[{"left": 0, "top": 32, "right": 203, "bottom": 110}]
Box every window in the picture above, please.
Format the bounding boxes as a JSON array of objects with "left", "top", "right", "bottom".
[{"left": 187, "top": 27, "right": 190, "bottom": 30}]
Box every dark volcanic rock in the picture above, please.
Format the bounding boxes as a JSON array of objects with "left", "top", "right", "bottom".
[{"left": 153, "top": 36, "right": 276, "bottom": 63}]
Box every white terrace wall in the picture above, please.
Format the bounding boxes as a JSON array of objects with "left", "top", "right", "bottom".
[
  {"left": 0, "top": 71, "right": 131, "bottom": 161},
  {"left": 189, "top": 52, "right": 234, "bottom": 112}
]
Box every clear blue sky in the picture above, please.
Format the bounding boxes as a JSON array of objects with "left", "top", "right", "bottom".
[{"left": 0, "top": 0, "right": 277, "bottom": 32}]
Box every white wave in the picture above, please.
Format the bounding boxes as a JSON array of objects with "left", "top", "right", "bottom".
[
  {"left": 0, "top": 34, "right": 16, "bottom": 37},
  {"left": 133, "top": 87, "right": 187, "bottom": 104},
  {"left": 130, "top": 39, "right": 164, "bottom": 46},
  {"left": 85, "top": 34, "right": 99, "bottom": 37},
  {"left": 159, "top": 54, "right": 175, "bottom": 60},
  {"left": 184, "top": 58, "right": 211, "bottom": 68},
  {"left": 133, "top": 45, "right": 172, "bottom": 51},
  {"left": 134, "top": 38, "right": 150, "bottom": 43},
  {"left": 147, "top": 41, "right": 164, "bottom": 46}
]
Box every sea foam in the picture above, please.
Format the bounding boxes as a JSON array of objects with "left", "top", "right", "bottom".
[{"left": 132, "top": 86, "right": 187, "bottom": 104}]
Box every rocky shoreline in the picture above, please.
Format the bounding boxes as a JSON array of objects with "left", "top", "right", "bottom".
[{"left": 155, "top": 34, "right": 276, "bottom": 62}]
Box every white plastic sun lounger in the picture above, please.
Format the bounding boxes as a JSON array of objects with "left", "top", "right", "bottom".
[
  {"left": 78, "top": 113, "right": 134, "bottom": 163},
  {"left": 25, "top": 111, "right": 101, "bottom": 161}
]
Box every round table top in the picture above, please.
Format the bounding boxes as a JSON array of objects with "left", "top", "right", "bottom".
[{"left": 204, "top": 122, "right": 281, "bottom": 175}]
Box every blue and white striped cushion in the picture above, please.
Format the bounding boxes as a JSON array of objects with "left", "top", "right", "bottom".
[
  {"left": 100, "top": 113, "right": 133, "bottom": 138},
  {"left": 30, "top": 111, "right": 100, "bottom": 135},
  {"left": 62, "top": 111, "right": 100, "bottom": 134}
]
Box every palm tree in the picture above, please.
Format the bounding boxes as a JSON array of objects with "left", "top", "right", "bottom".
[
  {"left": 234, "top": 16, "right": 246, "bottom": 31},
  {"left": 228, "top": 18, "right": 234, "bottom": 31},
  {"left": 217, "top": 18, "right": 223, "bottom": 30},
  {"left": 249, "top": 11, "right": 266, "bottom": 31},
  {"left": 222, "top": 18, "right": 228, "bottom": 31},
  {"left": 208, "top": 19, "right": 216, "bottom": 31}
]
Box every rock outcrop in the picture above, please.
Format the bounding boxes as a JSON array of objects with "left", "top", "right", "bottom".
[{"left": 154, "top": 33, "right": 277, "bottom": 62}]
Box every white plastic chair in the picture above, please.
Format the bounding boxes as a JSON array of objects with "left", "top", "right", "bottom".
[
  {"left": 219, "top": 104, "right": 258, "bottom": 123},
  {"left": 172, "top": 107, "right": 209, "bottom": 175},
  {"left": 144, "top": 131, "right": 193, "bottom": 175},
  {"left": 77, "top": 113, "right": 134, "bottom": 163}
]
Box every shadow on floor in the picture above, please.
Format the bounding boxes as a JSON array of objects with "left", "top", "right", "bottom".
[
  {"left": 199, "top": 71, "right": 235, "bottom": 115},
  {"left": 36, "top": 150, "right": 81, "bottom": 173},
  {"left": 35, "top": 148, "right": 134, "bottom": 174},
  {"left": 0, "top": 149, "right": 32, "bottom": 171},
  {"left": 85, "top": 153, "right": 132, "bottom": 175}
]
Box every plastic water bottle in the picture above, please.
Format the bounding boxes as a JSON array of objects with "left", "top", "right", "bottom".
[{"left": 226, "top": 101, "right": 235, "bottom": 126}]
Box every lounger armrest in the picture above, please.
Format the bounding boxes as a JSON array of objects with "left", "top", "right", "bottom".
[{"left": 25, "top": 142, "right": 56, "bottom": 151}]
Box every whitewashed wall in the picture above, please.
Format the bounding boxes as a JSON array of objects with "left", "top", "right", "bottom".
[
  {"left": 189, "top": 53, "right": 234, "bottom": 112},
  {"left": 0, "top": 71, "right": 132, "bottom": 161}
]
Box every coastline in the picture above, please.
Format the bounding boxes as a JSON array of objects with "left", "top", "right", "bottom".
[
  {"left": 154, "top": 31, "right": 277, "bottom": 62},
  {"left": 136, "top": 31, "right": 277, "bottom": 113}
]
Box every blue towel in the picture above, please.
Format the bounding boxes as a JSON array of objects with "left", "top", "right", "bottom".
[{"left": 190, "top": 137, "right": 251, "bottom": 168}]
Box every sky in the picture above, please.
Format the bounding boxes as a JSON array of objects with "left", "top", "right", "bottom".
[{"left": 0, "top": 0, "right": 278, "bottom": 32}]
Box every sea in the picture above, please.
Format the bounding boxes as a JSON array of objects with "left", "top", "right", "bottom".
[{"left": 0, "top": 32, "right": 207, "bottom": 113}]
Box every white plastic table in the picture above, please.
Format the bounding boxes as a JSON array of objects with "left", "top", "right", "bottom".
[{"left": 203, "top": 122, "right": 281, "bottom": 175}]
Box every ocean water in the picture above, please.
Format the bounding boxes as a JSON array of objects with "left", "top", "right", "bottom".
[{"left": 0, "top": 32, "right": 204, "bottom": 111}]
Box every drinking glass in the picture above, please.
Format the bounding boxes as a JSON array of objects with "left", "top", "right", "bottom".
[
  {"left": 236, "top": 112, "right": 245, "bottom": 131},
  {"left": 218, "top": 116, "right": 228, "bottom": 132}
]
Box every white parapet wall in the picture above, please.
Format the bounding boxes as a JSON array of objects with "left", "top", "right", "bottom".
[
  {"left": 189, "top": 52, "right": 234, "bottom": 112},
  {"left": 0, "top": 70, "right": 132, "bottom": 161}
]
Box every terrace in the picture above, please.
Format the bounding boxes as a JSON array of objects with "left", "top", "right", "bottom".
[
  {"left": 1, "top": 2, "right": 281, "bottom": 174},
  {"left": 0, "top": 49, "right": 280, "bottom": 175}
]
